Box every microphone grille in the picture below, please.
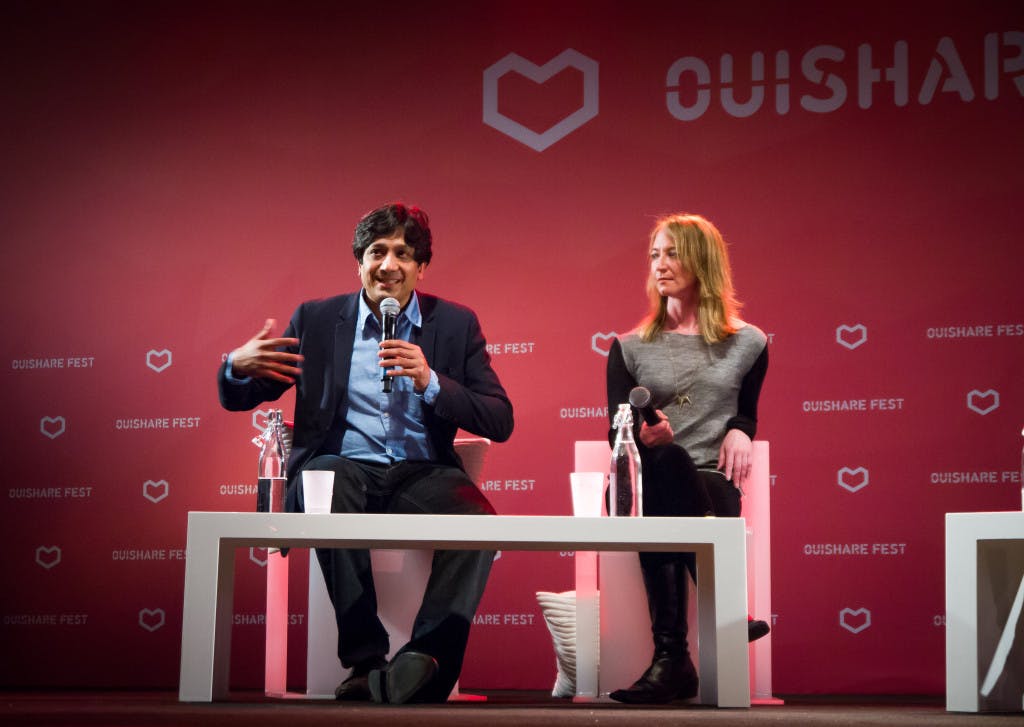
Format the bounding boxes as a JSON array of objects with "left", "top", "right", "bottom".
[
  {"left": 379, "top": 297, "right": 401, "bottom": 316},
  {"left": 628, "top": 386, "right": 652, "bottom": 409}
]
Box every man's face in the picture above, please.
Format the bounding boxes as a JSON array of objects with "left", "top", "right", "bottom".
[{"left": 358, "top": 234, "right": 426, "bottom": 308}]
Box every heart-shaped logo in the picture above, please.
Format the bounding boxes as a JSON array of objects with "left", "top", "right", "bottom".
[
  {"left": 252, "top": 409, "right": 273, "bottom": 433},
  {"left": 35, "top": 545, "right": 61, "bottom": 569},
  {"left": 483, "top": 49, "right": 599, "bottom": 152},
  {"left": 835, "top": 324, "right": 867, "bottom": 350},
  {"left": 839, "top": 607, "right": 871, "bottom": 634},
  {"left": 591, "top": 332, "right": 617, "bottom": 357},
  {"left": 138, "top": 608, "right": 166, "bottom": 632},
  {"left": 249, "top": 547, "right": 268, "bottom": 567},
  {"left": 40, "top": 416, "right": 66, "bottom": 439},
  {"left": 837, "top": 466, "right": 869, "bottom": 493},
  {"left": 966, "top": 389, "right": 999, "bottom": 416},
  {"left": 142, "top": 479, "right": 169, "bottom": 503},
  {"left": 146, "top": 349, "right": 172, "bottom": 373}
]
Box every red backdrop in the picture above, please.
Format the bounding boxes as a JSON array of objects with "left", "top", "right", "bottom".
[{"left": 3, "top": 0, "right": 1023, "bottom": 694}]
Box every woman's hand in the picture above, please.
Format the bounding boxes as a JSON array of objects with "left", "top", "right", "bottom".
[
  {"left": 718, "top": 429, "right": 753, "bottom": 486},
  {"left": 638, "top": 410, "right": 674, "bottom": 447}
]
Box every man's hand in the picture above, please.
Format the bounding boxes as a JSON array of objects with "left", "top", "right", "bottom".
[
  {"left": 229, "top": 319, "right": 302, "bottom": 383},
  {"left": 638, "top": 409, "right": 674, "bottom": 447},
  {"left": 379, "top": 339, "right": 432, "bottom": 393},
  {"left": 718, "top": 428, "right": 753, "bottom": 487}
]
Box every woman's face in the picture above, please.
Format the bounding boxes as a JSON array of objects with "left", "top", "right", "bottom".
[{"left": 650, "top": 228, "right": 697, "bottom": 300}]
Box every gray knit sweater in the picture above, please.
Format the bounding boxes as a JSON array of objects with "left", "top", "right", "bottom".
[{"left": 607, "top": 325, "right": 768, "bottom": 468}]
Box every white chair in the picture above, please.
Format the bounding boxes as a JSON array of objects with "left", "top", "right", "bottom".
[
  {"left": 266, "top": 437, "right": 490, "bottom": 699},
  {"left": 572, "top": 440, "right": 776, "bottom": 702}
]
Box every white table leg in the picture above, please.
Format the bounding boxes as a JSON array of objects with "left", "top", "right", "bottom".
[
  {"left": 693, "top": 526, "right": 749, "bottom": 708},
  {"left": 179, "top": 523, "right": 235, "bottom": 701},
  {"left": 946, "top": 515, "right": 979, "bottom": 711}
]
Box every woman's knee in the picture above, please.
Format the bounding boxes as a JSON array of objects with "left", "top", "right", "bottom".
[
  {"left": 642, "top": 447, "right": 711, "bottom": 517},
  {"left": 699, "top": 471, "right": 741, "bottom": 517}
]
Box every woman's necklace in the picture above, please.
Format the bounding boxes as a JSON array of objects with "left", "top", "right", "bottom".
[
  {"left": 667, "top": 333, "right": 699, "bottom": 408},
  {"left": 663, "top": 304, "right": 702, "bottom": 407}
]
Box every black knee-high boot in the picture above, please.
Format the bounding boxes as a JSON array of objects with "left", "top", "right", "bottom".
[{"left": 609, "top": 557, "right": 699, "bottom": 704}]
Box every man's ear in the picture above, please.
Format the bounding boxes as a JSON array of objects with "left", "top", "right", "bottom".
[{"left": 416, "top": 263, "right": 427, "bottom": 281}]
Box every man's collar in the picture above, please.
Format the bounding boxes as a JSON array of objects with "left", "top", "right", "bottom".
[{"left": 358, "top": 290, "right": 422, "bottom": 331}]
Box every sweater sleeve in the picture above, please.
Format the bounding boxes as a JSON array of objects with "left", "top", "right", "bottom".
[
  {"left": 724, "top": 343, "right": 768, "bottom": 439},
  {"left": 606, "top": 337, "right": 640, "bottom": 446}
]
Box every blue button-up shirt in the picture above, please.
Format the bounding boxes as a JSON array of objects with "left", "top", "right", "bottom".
[{"left": 341, "top": 291, "right": 439, "bottom": 464}]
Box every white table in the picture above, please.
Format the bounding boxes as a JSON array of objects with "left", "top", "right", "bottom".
[
  {"left": 178, "top": 512, "right": 750, "bottom": 707},
  {"left": 945, "top": 511, "right": 1024, "bottom": 712}
]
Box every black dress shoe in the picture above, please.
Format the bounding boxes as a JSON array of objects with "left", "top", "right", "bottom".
[
  {"left": 368, "top": 651, "right": 438, "bottom": 705},
  {"left": 609, "top": 653, "right": 699, "bottom": 704},
  {"left": 748, "top": 619, "right": 771, "bottom": 642},
  {"left": 335, "top": 658, "right": 387, "bottom": 701}
]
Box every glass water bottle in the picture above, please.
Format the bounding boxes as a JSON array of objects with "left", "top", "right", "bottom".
[
  {"left": 254, "top": 409, "right": 287, "bottom": 513},
  {"left": 609, "top": 403, "right": 643, "bottom": 516}
]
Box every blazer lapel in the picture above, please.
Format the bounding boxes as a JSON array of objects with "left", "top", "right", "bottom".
[
  {"left": 330, "top": 294, "right": 360, "bottom": 415},
  {"left": 416, "top": 293, "right": 439, "bottom": 367}
]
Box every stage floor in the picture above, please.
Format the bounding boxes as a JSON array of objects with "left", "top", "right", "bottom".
[{"left": 1, "top": 690, "right": 1020, "bottom": 727}]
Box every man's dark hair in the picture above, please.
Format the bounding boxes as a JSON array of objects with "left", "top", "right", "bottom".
[{"left": 352, "top": 203, "right": 433, "bottom": 265}]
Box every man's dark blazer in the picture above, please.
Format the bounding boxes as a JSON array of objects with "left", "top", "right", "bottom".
[{"left": 217, "top": 291, "right": 514, "bottom": 512}]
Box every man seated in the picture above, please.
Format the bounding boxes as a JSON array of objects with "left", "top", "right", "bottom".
[{"left": 218, "top": 203, "right": 513, "bottom": 704}]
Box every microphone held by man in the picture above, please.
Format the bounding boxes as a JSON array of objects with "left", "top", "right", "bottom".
[{"left": 380, "top": 297, "right": 400, "bottom": 393}]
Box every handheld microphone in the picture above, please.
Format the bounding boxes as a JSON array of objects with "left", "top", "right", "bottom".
[
  {"left": 380, "top": 297, "right": 400, "bottom": 393},
  {"left": 628, "top": 386, "right": 661, "bottom": 426}
]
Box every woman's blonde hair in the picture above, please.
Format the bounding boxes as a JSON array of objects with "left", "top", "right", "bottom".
[{"left": 639, "top": 213, "right": 741, "bottom": 344}]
